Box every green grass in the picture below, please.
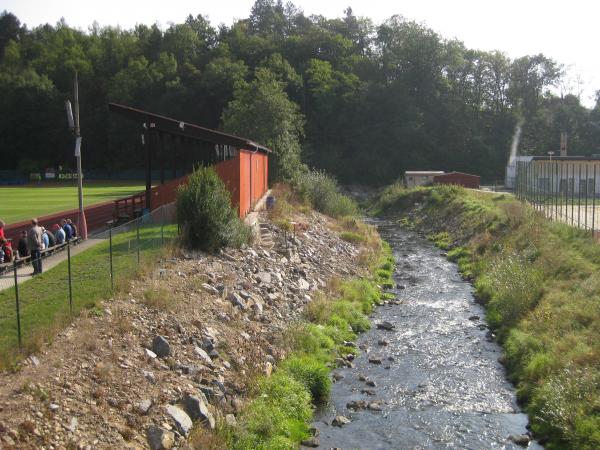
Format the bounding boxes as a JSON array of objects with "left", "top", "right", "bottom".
[
  {"left": 0, "top": 181, "right": 145, "bottom": 224},
  {"left": 375, "top": 184, "right": 600, "bottom": 450},
  {"left": 0, "top": 223, "right": 177, "bottom": 369}
]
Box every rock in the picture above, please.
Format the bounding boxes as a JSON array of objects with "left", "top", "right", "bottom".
[
  {"left": 358, "top": 374, "right": 368, "bottom": 382},
  {"left": 508, "top": 434, "right": 530, "bottom": 447},
  {"left": 68, "top": 417, "right": 78, "bottom": 432},
  {"left": 228, "top": 292, "right": 247, "bottom": 309},
  {"left": 225, "top": 414, "right": 237, "bottom": 427},
  {"left": 183, "top": 394, "right": 215, "bottom": 429},
  {"left": 265, "top": 361, "right": 273, "bottom": 377},
  {"left": 368, "top": 357, "right": 382, "bottom": 365},
  {"left": 377, "top": 339, "right": 389, "bottom": 346},
  {"left": 165, "top": 405, "right": 193, "bottom": 436},
  {"left": 361, "top": 389, "right": 376, "bottom": 396},
  {"left": 368, "top": 401, "right": 383, "bottom": 411},
  {"left": 298, "top": 278, "right": 310, "bottom": 290},
  {"left": 331, "top": 372, "right": 344, "bottom": 382},
  {"left": 257, "top": 272, "right": 272, "bottom": 284},
  {"left": 376, "top": 321, "right": 395, "bottom": 331},
  {"left": 152, "top": 336, "right": 170, "bottom": 358},
  {"left": 332, "top": 415, "right": 351, "bottom": 427},
  {"left": 147, "top": 425, "right": 175, "bottom": 450},
  {"left": 29, "top": 355, "right": 40, "bottom": 367},
  {"left": 145, "top": 348, "right": 157, "bottom": 359},
  {"left": 194, "top": 346, "right": 213, "bottom": 365},
  {"left": 49, "top": 403, "right": 59, "bottom": 412},
  {"left": 137, "top": 399, "right": 152, "bottom": 415},
  {"left": 201, "top": 283, "right": 219, "bottom": 295},
  {"left": 301, "top": 436, "right": 320, "bottom": 447},
  {"left": 143, "top": 370, "right": 156, "bottom": 383},
  {"left": 366, "top": 380, "right": 376, "bottom": 387},
  {"left": 347, "top": 400, "right": 367, "bottom": 410},
  {"left": 468, "top": 315, "right": 480, "bottom": 321}
]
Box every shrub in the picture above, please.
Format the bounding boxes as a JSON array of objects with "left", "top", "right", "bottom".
[
  {"left": 176, "top": 166, "right": 250, "bottom": 252},
  {"left": 294, "top": 170, "right": 357, "bottom": 218},
  {"left": 280, "top": 356, "right": 331, "bottom": 403}
]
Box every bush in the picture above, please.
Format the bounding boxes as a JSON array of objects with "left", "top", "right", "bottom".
[
  {"left": 280, "top": 356, "right": 331, "bottom": 403},
  {"left": 294, "top": 170, "right": 357, "bottom": 218},
  {"left": 176, "top": 166, "right": 251, "bottom": 252}
]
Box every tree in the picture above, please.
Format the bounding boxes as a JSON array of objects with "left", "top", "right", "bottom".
[{"left": 222, "top": 67, "right": 305, "bottom": 181}]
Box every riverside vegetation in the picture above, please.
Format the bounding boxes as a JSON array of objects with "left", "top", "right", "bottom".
[
  {"left": 202, "top": 181, "right": 393, "bottom": 449},
  {"left": 372, "top": 184, "right": 600, "bottom": 450}
]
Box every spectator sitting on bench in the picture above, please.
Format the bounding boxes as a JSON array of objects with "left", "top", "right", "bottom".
[
  {"left": 1, "top": 239, "right": 12, "bottom": 263},
  {"left": 54, "top": 224, "right": 66, "bottom": 245},
  {"left": 43, "top": 227, "right": 56, "bottom": 248},
  {"left": 67, "top": 218, "right": 77, "bottom": 239},
  {"left": 17, "top": 230, "right": 28, "bottom": 259},
  {"left": 61, "top": 218, "right": 73, "bottom": 241},
  {"left": 0, "top": 219, "right": 5, "bottom": 241}
]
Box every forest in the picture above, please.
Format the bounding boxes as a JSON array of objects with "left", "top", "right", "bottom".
[{"left": 1, "top": 1, "right": 599, "bottom": 184}]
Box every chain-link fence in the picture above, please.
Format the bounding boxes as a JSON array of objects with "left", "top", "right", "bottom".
[
  {"left": 0, "top": 203, "right": 178, "bottom": 366},
  {"left": 515, "top": 159, "right": 600, "bottom": 235}
]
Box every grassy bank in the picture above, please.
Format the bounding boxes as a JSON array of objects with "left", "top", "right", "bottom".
[
  {"left": 373, "top": 184, "right": 600, "bottom": 450},
  {"left": 194, "top": 184, "right": 394, "bottom": 449},
  {"left": 0, "top": 224, "right": 177, "bottom": 369}
]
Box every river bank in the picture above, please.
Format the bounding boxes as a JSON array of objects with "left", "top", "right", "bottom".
[
  {"left": 370, "top": 184, "right": 600, "bottom": 450},
  {"left": 0, "top": 203, "right": 386, "bottom": 449},
  {"left": 312, "top": 220, "right": 540, "bottom": 449}
]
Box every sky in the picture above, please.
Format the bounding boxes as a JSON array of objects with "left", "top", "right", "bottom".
[{"left": 2, "top": 0, "right": 598, "bottom": 107}]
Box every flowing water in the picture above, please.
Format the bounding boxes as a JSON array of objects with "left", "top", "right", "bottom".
[{"left": 312, "top": 221, "right": 542, "bottom": 449}]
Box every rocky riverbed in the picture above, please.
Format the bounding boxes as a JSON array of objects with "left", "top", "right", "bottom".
[
  {"left": 0, "top": 210, "right": 364, "bottom": 449},
  {"left": 310, "top": 220, "right": 543, "bottom": 450}
]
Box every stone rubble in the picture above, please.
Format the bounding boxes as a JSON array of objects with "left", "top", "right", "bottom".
[{"left": 0, "top": 209, "right": 364, "bottom": 449}]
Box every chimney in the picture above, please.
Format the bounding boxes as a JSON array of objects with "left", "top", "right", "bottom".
[{"left": 560, "top": 132, "right": 568, "bottom": 157}]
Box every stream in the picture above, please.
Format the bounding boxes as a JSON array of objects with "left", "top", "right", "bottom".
[{"left": 311, "top": 221, "right": 542, "bottom": 449}]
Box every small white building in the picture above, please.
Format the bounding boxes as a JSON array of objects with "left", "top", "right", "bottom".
[{"left": 404, "top": 171, "right": 445, "bottom": 188}]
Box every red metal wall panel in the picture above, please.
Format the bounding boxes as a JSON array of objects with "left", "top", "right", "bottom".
[
  {"left": 215, "top": 156, "right": 243, "bottom": 217},
  {"left": 433, "top": 173, "right": 480, "bottom": 189}
]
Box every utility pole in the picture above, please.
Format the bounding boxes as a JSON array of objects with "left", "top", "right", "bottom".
[{"left": 66, "top": 72, "right": 88, "bottom": 239}]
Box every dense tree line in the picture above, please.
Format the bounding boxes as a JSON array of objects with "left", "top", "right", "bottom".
[{"left": 1, "top": 2, "right": 599, "bottom": 184}]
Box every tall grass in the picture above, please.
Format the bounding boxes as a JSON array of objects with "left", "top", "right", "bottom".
[
  {"left": 375, "top": 185, "right": 600, "bottom": 450},
  {"left": 293, "top": 170, "right": 357, "bottom": 218}
]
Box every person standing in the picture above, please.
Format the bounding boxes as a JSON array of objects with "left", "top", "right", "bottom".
[
  {"left": 0, "top": 220, "right": 5, "bottom": 240},
  {"left": 27, "top": 218, "right": 43, "bottom": 275}
]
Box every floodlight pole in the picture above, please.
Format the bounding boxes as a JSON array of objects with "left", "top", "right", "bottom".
[{"left": 73, "top": 72, "right": 88, "bottom": 239}]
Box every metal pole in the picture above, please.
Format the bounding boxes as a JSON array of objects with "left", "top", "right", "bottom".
[
  {"left": 161, "top": 206, "right": 165, "bottom": 245},
  {"left": 593, "top": 164, "right": 597, "bottom": 237},
  {"left": 585, "top": 164, "right": 589, "bottom": 230},
  {"left": 13, "top": 259, "right": 21, "bottom": 350},
  {"left": 67, "top": 241, "right": 73, "bottom": 317},
  {"left": 136, "top": 217, "right": 140, "bottom": 266},
  {"left": 109, "top": 226, "right": 114, "bottom": 291},
  {"left": 571, "top": 164, "right": 575, "bottom": 226},
  {"left": 73, "top": 72, "right": 87, "bottom": 240},
  {"left": 578, "top": 164, "right": 582, "bottom": 228},
  {"left": 554, "top": 161, "right": 560, "bottom": 220}
]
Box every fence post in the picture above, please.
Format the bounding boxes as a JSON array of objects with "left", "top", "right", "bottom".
[
  {"left": 161, "top": 206, "right": 165, "bottom": 245},
  {"left": 109, "top": 226, "right": 114, "bottom": 291},
  {"left": 578, "top": 164, "right": 582, "bottom": 228},
  {"left": 13, "top": 259, "right": 22, "bottom": 350},
  {"left": 136, "top": 217, "right": 141, "bottom": 266},
  {"left": 67, "top": 241, "right": 73, "bottom": 317},
  {"left": 593, "top": 164, "right": 597, "bottom": 237}
]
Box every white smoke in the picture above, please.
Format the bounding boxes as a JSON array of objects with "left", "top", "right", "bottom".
[{"left": 508, "top": 119, "right": 524, "bottom": 166}]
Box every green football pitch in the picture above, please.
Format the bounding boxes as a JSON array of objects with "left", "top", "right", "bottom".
[{"left": 0, "top": 181, "right": 146, "bottom": 225}]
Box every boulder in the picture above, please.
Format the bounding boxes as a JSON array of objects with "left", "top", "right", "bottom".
[
  {"left": 376, "top": 321, "right": 395, "bottom": 331},
  {"left": 165, "top": 405, "right": 193, "bottom": 436},
  {"left": 228, "top": 292, "right": 246, "bottom": 309},
  {"left": 147, "top": 425, "right": 174, "bottom": 450},
  {"left": 332, "top": 415, "right": 351, "bottom": 427},
  {"left": 183, "top": 394, "right": 215, "bottom": 429},
  {"left": 508, "top": 434, "right": 530, "bottom": 447},
  {"left": 152, "top": 336, "right": 170, "bottom": 358}
]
